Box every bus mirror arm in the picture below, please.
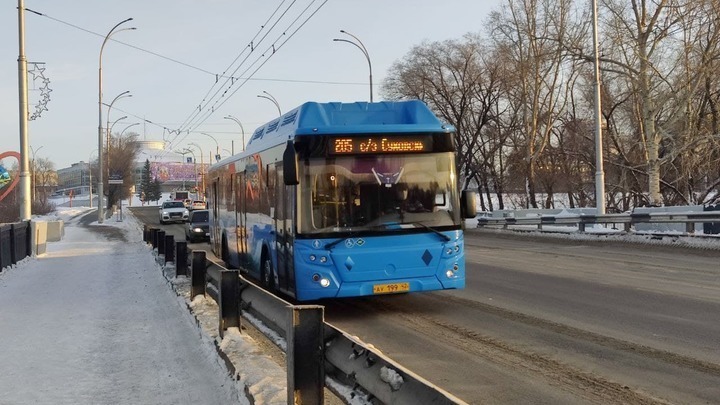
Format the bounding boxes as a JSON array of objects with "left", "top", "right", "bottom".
[
  {"left": 461, "top": 190, "right": 478, "bottom": 219},
  {"left": 283, "top": 140, "right": 299, "bottom": 186}
]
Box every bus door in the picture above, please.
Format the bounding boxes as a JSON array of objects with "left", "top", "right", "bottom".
[
  {"left": 236, "top": 171, "right": 247, "bottom": 265},
  {"left": 274, "top": 163, "right": 295, "bottom": 293},
  {"left": 211, "top": 180, "right": 220, "bottom": 252}
]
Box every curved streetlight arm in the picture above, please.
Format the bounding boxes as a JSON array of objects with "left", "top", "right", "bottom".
[
  {"left": 340, "top": 29, "right": 370, "bottom": 59},
  {"left": 257, "top": 95, "right": 282, "bottom": 116},
  {"left": 119, "top": 122, "right": 139, "bottom": 137},
  {"left": 188, "top": 142, "right": 204, "bottom": 157},
  {"left": 106, "top": 92, "right": 131, "bottom": 130},
  {"left": 334, "top": 30, "right": 373, "bottom": 102},
  {"left": 333, "top": 38, "right": 369, "bottom": 62},
  {"left": 224, "top": 115, "right": 245, "bottom": 152},
  {"left": 200, "top": 132, "right": 219, "bottom": 152},
  {"left": 109, "top": 115, "right": 128, "bottom": 134}
]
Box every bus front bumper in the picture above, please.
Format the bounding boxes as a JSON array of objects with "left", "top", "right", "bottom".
[{"left": 295, "top": 276, "right": 464, "bottom": 301}]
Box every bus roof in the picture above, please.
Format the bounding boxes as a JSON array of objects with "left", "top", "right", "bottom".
[{"left": 242, "top": 100, "right": 454, "bottom": 154}]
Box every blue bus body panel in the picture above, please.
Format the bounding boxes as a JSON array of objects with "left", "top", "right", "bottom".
[
  {"left": 293, "top": 230, "right": 465, "bottom": 301},
  {"left": 237, "top": 101, "right": 454, "bottom": 157}
]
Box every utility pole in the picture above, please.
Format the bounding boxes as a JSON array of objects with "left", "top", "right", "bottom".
[
  {"left": 592, "top": 0, "right": 605, "bottom": 214},
  {"left": 17, "top": 0, "right": 31, "bottom": 220}
]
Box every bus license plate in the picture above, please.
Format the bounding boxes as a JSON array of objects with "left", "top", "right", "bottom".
[{"left": 373, "top": 282, "right": 410, "bottom": 294}]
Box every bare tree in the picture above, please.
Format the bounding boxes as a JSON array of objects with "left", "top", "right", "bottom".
[
  {"left": 382, "top": 35, "right": 507, "bottom": 209},
  {"left": 104, "top": 132, "right": 140, "bottom": 211},
  {"left": 488, "top": 0, "right": 580, "bottom": 208},
  {"left": 32, "top": 157, "right": 57, "bottom": 208}
]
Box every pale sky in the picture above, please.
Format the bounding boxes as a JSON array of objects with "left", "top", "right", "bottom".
[{"left": 1, "top": 0, "right": 503, "bottom": 170}]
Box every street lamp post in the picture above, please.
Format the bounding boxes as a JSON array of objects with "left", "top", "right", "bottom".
[
  {"left": 105, "top": 91, "right": 131, "bottom": 185},
  {"left": 30, "top": 145, "right": 43, "bottom": 203},
  {"left": 200, "top": 132, "right": 220, "bottom": 161},
  {"left": 98, "top": 18, "right": 135, "bottom": 224},
  {"left": 257, "top": 91, "right": 281, "bottom": 116},
  {"left": 183, "top": 148, "right": 198, "bottom": 192},
  {"left": 88, "top": 149, "right": 98, "bottom": 208},
  {"left": 18, "top": 1, "right": 32, "bottom": 220},
  {"left": 224, "top": 115, "right": 245, "bottom": 152},
  {"left": 175, "top": 149, "right": 191, "bottom": 190},
  {"left": 333, "top": 30, "right": 373, "bottom": 102},
  {"left": 189, "top": 142, "right": 205, "bottom": 197}
]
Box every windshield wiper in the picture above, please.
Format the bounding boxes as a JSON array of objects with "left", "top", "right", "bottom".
[
  {"left": 410, "top": 222, "right": 451, "bottom": 242},
  {"left": 323, "top": 222, "right": 449, "bottom": 250}
]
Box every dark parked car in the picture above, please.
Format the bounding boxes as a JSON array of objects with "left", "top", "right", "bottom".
[{"left": 185, "top": 209, "right": 209, "bottom": 243}]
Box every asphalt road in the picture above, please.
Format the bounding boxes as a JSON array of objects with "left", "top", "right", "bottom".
[
  {"left": 128, "top": 205, "right": 215, "bottom": 258},
  {"left": 129, "top": 206, "right": 720, "bottom": 404}
]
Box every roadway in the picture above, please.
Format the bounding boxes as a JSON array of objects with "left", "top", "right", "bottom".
[{"left": 130, "top": 206, "right": 720, "bottom": 404}]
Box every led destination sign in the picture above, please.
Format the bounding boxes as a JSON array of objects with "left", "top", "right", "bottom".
[{"left": 330, "top": 136, "right": 433, "bottom": 155}]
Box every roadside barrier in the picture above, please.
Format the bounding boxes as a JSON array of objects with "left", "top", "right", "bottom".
[
  {"left": 164, "top": 234, "right": 175, "bottom": 264},
  {"left": 477, "top": 211, "right": 720, "bottom": 235},
  {"left": 142, "top": 225, "right": 466, "bottom": 404},
  {"left": 0, "top": 221, "right": 32, "bottom": 271}
]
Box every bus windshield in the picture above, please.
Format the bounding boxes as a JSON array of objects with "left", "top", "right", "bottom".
[{"left": 298, "top": 152, "right": 461, "bottom": 235}]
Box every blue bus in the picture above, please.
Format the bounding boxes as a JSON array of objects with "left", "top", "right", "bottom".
[{"left": 207, "top": 100, "right": 476, "bottom": 301}]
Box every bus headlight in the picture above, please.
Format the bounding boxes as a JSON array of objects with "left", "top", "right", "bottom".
[
  {"left": 446, "top": 262, "right": 460, "bottom": 278},
  {"left": 312, "top": 273, "right": 331, "bottom": 287}
]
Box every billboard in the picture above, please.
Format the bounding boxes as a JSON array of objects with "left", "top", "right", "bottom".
[{"left": 150, "top": 162, "right": 207, "bottom": 183}]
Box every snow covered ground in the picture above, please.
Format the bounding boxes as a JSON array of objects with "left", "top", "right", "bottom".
[{"left": 0, "top": 206, "right": 288, "bottom": 405}]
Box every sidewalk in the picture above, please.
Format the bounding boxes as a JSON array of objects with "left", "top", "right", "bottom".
[{"left": 0, "top": 208, "right": 284, "bottom": 405}]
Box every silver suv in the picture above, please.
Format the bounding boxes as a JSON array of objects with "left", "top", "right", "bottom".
[{"left": 159, "top": 201, "right": 189, "bottom": 224}]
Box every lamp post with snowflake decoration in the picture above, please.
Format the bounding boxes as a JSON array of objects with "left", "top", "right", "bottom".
[
  {"left": 27, "top": 62, "right": 52, "bottom": 121},
  {"left": 17, "top": 1, "right": 31, "bottom": 220}
]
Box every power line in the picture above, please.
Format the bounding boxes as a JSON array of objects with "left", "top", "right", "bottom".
[
  {"left": 26, "top": 3, "right": 333, "bottom": 161},
  {"left": 24, "top": 7, "right": 362, "bottom": 87},
  {"left": 164, "top": 0, "right": 330, "bottom": 155}
]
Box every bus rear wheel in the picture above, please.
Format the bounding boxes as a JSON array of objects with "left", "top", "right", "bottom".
[
  {"left": 261, "top": 254, "right": 276, "bottom": 292},
  {"left": 221, "top": 235, "right": 230, "bottom": 265}
]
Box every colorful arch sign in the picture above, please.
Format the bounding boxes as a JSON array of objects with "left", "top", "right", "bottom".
[{"left": 0, "top": 151, "right": 21, "bottom": 203}]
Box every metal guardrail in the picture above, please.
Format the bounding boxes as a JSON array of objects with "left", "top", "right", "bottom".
[
  {"left": 476, "top": 211, "right": 720, "bottom": 234},
  {"left": 0, "top": 221, "right": 32, "bottom": 271},
  {"left": 143, "top": 225, "right": 467, "bottom": 404}
]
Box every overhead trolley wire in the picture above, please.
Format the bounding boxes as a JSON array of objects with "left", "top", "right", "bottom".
[
  {"left": 25, "top": 2, "right": 334, "bottom": 161},
  {"left": 173, "top": 0, "right": 294, "bottom": 134},
  {"left": 163, "top": 0, "right": 330, "bottom": 157}
]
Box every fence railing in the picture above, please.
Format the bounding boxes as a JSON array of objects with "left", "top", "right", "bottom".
[
  {"left": 476, "top": 211, "right": 720, "bottom": 235},
  {"left": 0, "top": 221, "right": 32, "bottom": 271},
  {"left": 143, "top": 226, "right": 467, "bottom": 404}
]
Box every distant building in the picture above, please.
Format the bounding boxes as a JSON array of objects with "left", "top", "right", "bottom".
[
  {"left": 56, "top": 161, "right": 90, "bottom": 196},
  {"left": 56, "top": 140, "right": 209, "bottom": 197}
]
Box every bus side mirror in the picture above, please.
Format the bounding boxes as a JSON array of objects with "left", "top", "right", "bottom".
[
  {"left": 283, "top": 140, "right": 299, "bottom": 186},
  {"left": 461, "top": 190, "right": 477, "bottom": 218}
]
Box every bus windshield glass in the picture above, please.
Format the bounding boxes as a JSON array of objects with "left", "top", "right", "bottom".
[{"left": 298, "top": 152, "right": 460, "bottom": 235}]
